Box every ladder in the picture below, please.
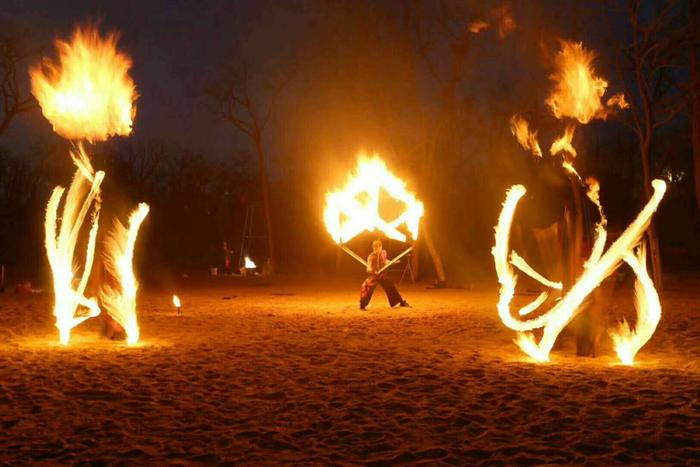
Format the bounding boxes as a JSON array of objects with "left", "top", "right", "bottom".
[{"left": 238, "top": 205, "right": 267, "bottom": 269}]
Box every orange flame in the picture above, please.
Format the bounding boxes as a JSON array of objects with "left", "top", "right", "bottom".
[
  {"left": 244, "top": 256, "right": 256, "bottom": 268},
  {"left": 468, "top": 20, "right": 490, "bottom": 34},
  {"left": 324, "top": 154, "right": 424, "bottom": 244},
  {"left": 493, "top": 180, "right": 666, "bottom": 363},
  {"left": 468, "top": 2, "right": 516, "bottom": 39},
  {"left": 549, "top": 124, "right": 577, "bottom": 158},
  {"left": 29, "top": 25, "right": 137, "bottom": 142},
  {"left": 545, "top": 41, "right": 623, "bottom": 124},
  {"left": 172, "top": 295, "right": 181, "bottom": 308},
  {"left": 510, "top": 115, "right": 542, "bottom": 157},
  {"left": 99, "top": 203, "right": 150, "bottom": 345}
]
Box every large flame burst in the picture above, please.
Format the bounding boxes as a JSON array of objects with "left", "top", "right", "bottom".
[
  {"left": 29, "top": 25, "right": 137, "bottom": 142},
  {"left": 323, "top": 155, "right": 424, "bottom": 244},
  {"left": 493, "top": 180, "right": 666, "bottom": 364},
  {"left": 31, "top": 25, "right": 144, "bottom": 345},
  {"left": 498, "top": 40, "right": 662, "bottom": 365},
  {"left": 545, "top": 41, "right": 627, "bottom": 124},
  {"left": 100, "top": 203, "right": 150, "bottom": 345}
]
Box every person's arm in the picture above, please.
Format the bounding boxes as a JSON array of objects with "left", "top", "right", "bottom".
[{"left": 366, "top": 253, "right": 375, "bottom": 274}]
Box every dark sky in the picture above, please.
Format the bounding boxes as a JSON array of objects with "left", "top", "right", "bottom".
[
  {"left": 0, "top": 0, "right": 647, "bottom": 175},
  {"left": 1, "top": 0, "right": 312, "bottom": 159}
]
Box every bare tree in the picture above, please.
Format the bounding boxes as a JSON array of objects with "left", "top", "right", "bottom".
[
  {"left": 403, "top": 0, "right": 514, "bottom": 285},
  {"left": 207, "top": 63, "right": 288, "bottom": 271},
  {"left": 0, "top": 26, "right": 36, "bottom": 136},
  {"left": 609, "top": 0, "right": 687, "bottom": 289}
]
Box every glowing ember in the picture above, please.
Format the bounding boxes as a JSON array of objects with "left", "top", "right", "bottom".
[
  {"left": 172, "top": 295, "right": 181, "bottom": 308},
  {"left": 545, "top": 41, "right": 626, "bottom": 124},
  {"left": 244, "top": 257, "right": 256, "bottom": 268},
  {"left": 510, "top": 114, "right": 542, "bottom": 157},
  {"left": 99, "top": 203, "right": 150, "bottom": 345},
  {"left": 323, "top": 154, "right": 424, "bottom": 244},
  {"left": 493, "top": 180, "right": 666, "bottom": 363},
  {"left": 29, "top": 25, "right": 137, "bottom": 142},
  {"left": 45, "top": 162, "right": 104, "bottom": 345}
]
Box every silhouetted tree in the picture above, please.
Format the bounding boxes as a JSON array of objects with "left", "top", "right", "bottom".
[
  {"left": 688, "top": 0, "right": 700, "bottom": 210},
  {"left": 0, "top": 24, "right": 36, "bottom": 136},
  {"left": 206, "top": 62, "right": 288, "bottom": 271},
  {"left": 609, "top": 0, "right": 688, "bottom": 288}
]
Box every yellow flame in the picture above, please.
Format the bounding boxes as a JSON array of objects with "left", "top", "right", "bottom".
[
  {"left": 29, "top": 25, "right": 137, "bottom": 142},
  {"left": 493, "top": 180, "right": 666, "bottom": 363},
  {"left": 550, "top": 124, "right": 577, "bottom": 158},
  {"left": 609, "top": 243, "right": 662, "bottom": 365},
  {"left": 545, "top": 41, "right": 623, "bottom": 124},
  {"left": 324, "top": 154, "right": 424, "bottom": 244},
  {"left": 244, "top": 256, "right": 256, "bottom": 268},
  {"left": 510, "top": 115, "right": 542, "bottom": 157},
  {"left": 172, "top": 295, "right": 181, "bottom": 308},
  {"left": 45, "top": 167, "right": 104, "bottom": 345},
  {"left": 99, "top": 203, "right": 150, "bottom": 345}
]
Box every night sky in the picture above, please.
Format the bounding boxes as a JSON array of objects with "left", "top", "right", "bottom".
[{"left": 2, "top": 0, "right": 312, "bottom": 159}]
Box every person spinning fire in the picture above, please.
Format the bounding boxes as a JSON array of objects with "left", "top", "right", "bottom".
[{"left": 360, "top": 239, "right": 410, "bottom": 310}]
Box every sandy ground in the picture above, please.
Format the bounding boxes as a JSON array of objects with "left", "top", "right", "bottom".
[{"left": 0, "top": 274, "right": 699, "bottom": 464}]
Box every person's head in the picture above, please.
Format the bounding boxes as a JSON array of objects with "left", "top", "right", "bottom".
[{"left": 372, "top": 239, "right": 382, "bottom": 254}]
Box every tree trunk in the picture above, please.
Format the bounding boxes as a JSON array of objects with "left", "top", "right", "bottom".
[
  {"left": 690, "top": 0, "right": 700, "bottom": 210},
  {"left": 422, "top": 225, "right": 446, "bottom": 286},
  {"left": 254, "top": 133, "right": 275, "bottom": 271},
  {"left": 639, "top": 136, "right": 663, "bottom": 290}
]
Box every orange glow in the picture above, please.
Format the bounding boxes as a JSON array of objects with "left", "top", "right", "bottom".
[
  {"left": 545, "top": 41, "right": 623, "bottom": 124},
  {"left": 323, "top": 154, "right": 424, "bottom": 244},
  {"left": 99, "top": 203, "right": 150, "bottom": 345},
  {"left": 244, "top": 256, "right": 256, "bottom": 268},
  {"left": 468, "top": 20, "right": 490, "bottom": 34},
  {"left": 29, "top": 25, "right": 137, "bottom": 142},
  {"left": 510, "top": 115, "right": 543, "bottom": 157},
  {"left": 172, "top": 295, "right": 181, "bottom": 308}
]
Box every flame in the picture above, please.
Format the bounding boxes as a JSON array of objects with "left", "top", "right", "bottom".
[
  {"left": 99, "top": 203, "right": 149, "bottom": 345},
  {"left": 467, "top": 2, "right": 516, "bottom": 38},
  {"left": 324, "top": 154, "right": 424, "bottom": 244},
  {"left": 469, "top": 20, "right": 490, "bottom": 34},
  {"left": 510, "top": 115, "right": 542, "bottom": 157},
  {"left": 489, "top": 2, "right": 516, "bottom": 39},
  {"left": 609, "top": 243, "right": 662, "bottom": 365},
  {"left": 500, "top": 39, "right": 654, "bottom": 363},
  {"left": 549, "top": 124, "right": 577, "bottom": 158},
  {"left": 545, "top": 41, "right": 623, "bottom": 124},
  {"left": 244, "top": 256, "right": 256, "bottom": 268},
  {"left": 172, "top": 295, "right": 181, "bottom": 308},
  {"left": 493, "top": 180, "right": 666, "bottom": 363},
  {"left": 29, "top": 25, "right": 137, "bottom": 142},
  {"left": 45, "top": 164, "right": 104, "bottom": 345}
]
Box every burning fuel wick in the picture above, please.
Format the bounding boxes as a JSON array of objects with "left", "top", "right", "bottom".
[{"left": 172, "top": 295, "right": 182, "bottom": 317}]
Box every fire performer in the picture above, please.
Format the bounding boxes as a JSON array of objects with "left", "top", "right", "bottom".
[{"left": 359, "top": 240, "right": 410, "bottom": 310}]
